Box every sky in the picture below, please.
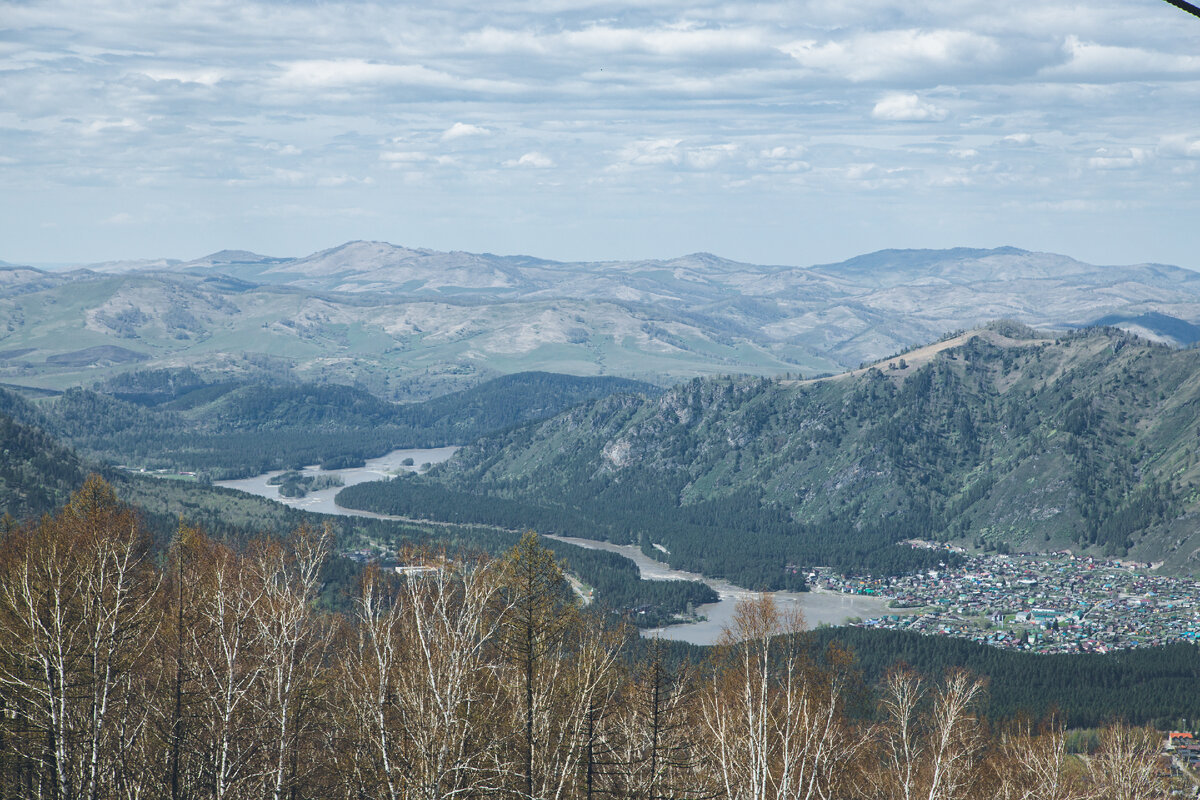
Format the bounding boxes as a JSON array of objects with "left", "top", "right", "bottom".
[{"left": 3, "top": 0, "right": 1200, "bottom": 269}]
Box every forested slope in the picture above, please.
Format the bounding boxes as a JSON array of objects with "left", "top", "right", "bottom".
[
  {"left": 0, "top": 407, "right": 712, "bottom": 623},
  {"left": 5, "top": 369, "right": 657, "bottom": 477},
  {"left": 339, "top": 324, "right": 1200, "bottom": 583},
  {"left": 0, "top": 398, "right": 87, "bottom": 521}
]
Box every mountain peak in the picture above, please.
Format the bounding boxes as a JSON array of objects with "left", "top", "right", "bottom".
[{"left": 185, "top": 249, "right": 285, "bottom": 267}]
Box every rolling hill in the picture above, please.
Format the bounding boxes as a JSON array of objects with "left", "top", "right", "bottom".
[{"left": 1, "top": 244, "right": 1198, "bottom": 397}]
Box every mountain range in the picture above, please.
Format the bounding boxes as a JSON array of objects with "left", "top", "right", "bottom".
[
  {"left": 2, "top": 242, "right": 1198, "bottom": 398},
  {"left": 336, "top": 324, "right": 1200, "bottom": 582}
]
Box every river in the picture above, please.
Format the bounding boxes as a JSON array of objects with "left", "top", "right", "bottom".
[
  {"left": 216, "top": 447, "right": 895, "bottom": 645},
  {"left": 541, "top": 535, "right": 896, "bottom": 643},
  {"left": 215, "top": 446, "right": 460, "bottom": 516}
]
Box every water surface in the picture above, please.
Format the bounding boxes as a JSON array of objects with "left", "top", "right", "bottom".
[{"left": 215, "top": 446, "right": 459, "bottom": 516}]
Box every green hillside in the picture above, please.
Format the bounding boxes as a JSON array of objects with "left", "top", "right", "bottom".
[
  {"left": 12, "top": 370, "right": 658, "bottom": 478},
  {"left": 0, "top": 397, "right": 87, "bottom": 521},
  {"left": 337, "top": 324, "right": 1200, "bottom": 586}
]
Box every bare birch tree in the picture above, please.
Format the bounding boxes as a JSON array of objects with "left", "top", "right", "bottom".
[
  {"left": 0, "top": 475, "right": 160, "bottom": 800},
  {"left": 1085, "top": 723, "right": 1169, "bottom": 800},
  {"left": 867, "top": 667, "right": 988, "bottom": 800},
  {"left": 247, "top": 524, "right": 332, "bottom": 800},
  {"left": 393, "top": 552, "right": 514, "bottom": 800},
  {"left": 990, "top": 718, "right": 1087, "bottom": 800},
  {"left": 700, "top": 594, "right": 864, "bottom": 800},
  {"left": 187, "top": 531, "right": 270, "bottom": 800}
]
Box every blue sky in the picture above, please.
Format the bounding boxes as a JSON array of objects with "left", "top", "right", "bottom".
[{"left": 3, "top": 0, "right": 1200, "bottom": 268}]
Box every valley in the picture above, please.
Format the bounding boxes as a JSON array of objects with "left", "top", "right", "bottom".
[
  {"left": 211, "top": 448, "right": 895, "bottom": 644},
  {"left": 214, "top": 445, "right": 460, "bottom": 513},
  {"left": 6, "top": 255, "right": 1200, "bottom": 686},
  {"left": 7, "top": 306, "right": 1200, "bottom": 738}
]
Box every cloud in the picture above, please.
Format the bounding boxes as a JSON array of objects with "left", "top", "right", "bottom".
[
  {"left": 464, "top": 25, "right": 766, "bottom": 58},
  {"left": 273, "top": 59, "right": 521, "bottom": 94},
  {"left": 1000, "top": 133, "right": 1035, "bottom": 147},
  {"left": 316, "top": 175, "right": 374, "bottom": 187},
  {"left": 83, "top": 118, "right": 144, "bottom": 135},
  {"left": 871, "top": 93, "right": 948, "bottom": 122},
  {"left": 762, "top": 145, "right": 806, "bottom": 159},
  {"left": 780, "top": 29, "right": 1048, "bottom": 84},
  {"left": 380, "top": 151, "right": 456, "bottom": 167},
  {"left": 686, "top": 143, "right": 738, "bottom": 169},
  {"left": 505, "top": 152, "right": 554, "bottom": 168},
  {"left": 1043, "top": 36, "right": 1200, "bottom": 81},
  {"left": 613, "top": 139, "right": 683, "bottom": 169},
  {"left": 380, "top": 151, "right": 429, "bottom": 163},
  {"left": 1087, "top": 147, "right": 1149, "bottom": 170},
  {"left": 1158, "top": 136, "right": 1200, "bottom": 158},
  {"left": 139, "top": 69, "right": 226, "bottom": 86},
  {"left": 442, "top": 122, "right": 490, "bottom": 140}
]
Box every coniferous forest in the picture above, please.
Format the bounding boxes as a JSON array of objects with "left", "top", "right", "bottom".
[
  {"left": 0, "top": 477, "right": 1185, "bottom": 800},
  {"left": 338, "top": 327, "right": 1200, "bottom": 587}
]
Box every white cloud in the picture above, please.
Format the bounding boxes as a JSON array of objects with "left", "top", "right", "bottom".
[
  {"left": 464, "top": 25, "right": 766, "bottom": 58},
  {"left": 1158, "top": 135, "right": 1200, "bottom": 158},
  {"left": 1000, "top": 133, "right": 1035, "bottom": 147},
  {"left": 1087, "top": 147, "right": 1149, "bottom": 170},
  {"left": 316, "top": 175, "right": 374, "bottom": 187},
  {"left": 762, "top": 145, "right": 806, "bottom": 159},
  {"left": 83, "top": 118, "right": 143, "bottom": 135},
  {"left": 505, "top": 152, "right": 554, "bottom": 168},
  {"left": 380, "top": 151, "right": 457, "bottom": 168},
  {"left": 871, "top": 93, "right": 948, "bottom": 122},
  {"left": 686, "top": 143, "right": 738, "bottom": 169},
  {"left": 139, "top": 69, "right": 226, "bottom": 86},
  {"left": 1044, "top": 36, "right": 1200, "bottom": 80},
  {"left": 780, "top": 29, "right": 1040, "bottom": 83},
  {"left": 5, "top": 0, "right": 1200, "bottom": 267},
  {"left": 273, "top": 59, "right": 521, "bottom": 94},
  {"left": 928, "top": 173, "right": 972, "bottom": 187},
  {"left": 442, "top": 122, "right": 490, "bottom": 140},
  {"left": 380, "top": 151, "right": 429, "bottom": 163}
]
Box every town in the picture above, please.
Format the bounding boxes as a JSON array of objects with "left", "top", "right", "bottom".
[{"left": 815, "top": 544, "right": 1200, "bottom": 653}]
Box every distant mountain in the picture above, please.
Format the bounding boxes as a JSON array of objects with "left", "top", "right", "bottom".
[
  {"left": 83, "top": 257, "right": 183, "bottom": 273},
  {"left": 182, "top": 249, "right": 292, "bottom": 270},
  {"left": 338, "top": 325, "right": 1200, "bottom": 584},
  {"left": 1, "top": 242, "right": 1198, "bottom": 396},
  {"left": 1086, "top": 311, "right": 1200, "bottom": 346}
]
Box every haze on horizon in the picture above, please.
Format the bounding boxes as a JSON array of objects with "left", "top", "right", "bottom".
[{"left": 2, "top": 0, "right": 1199, "bottom": 270}]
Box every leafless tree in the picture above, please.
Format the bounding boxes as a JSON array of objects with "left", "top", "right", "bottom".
[
  {"left": 0, "top": 475, "right": 160, "bottom": 800},
  {"left": 1085, "top": 723, "right": 1169, "bottom": 800},
  {"left": 247, "top": 524, "right": 332, "bottom": 800},
  {"left": 867, "top": 667, "right": 988, "bottom": 800},
  {"left": 700, "top": 594, "right": 865, "bottom": 800}
]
